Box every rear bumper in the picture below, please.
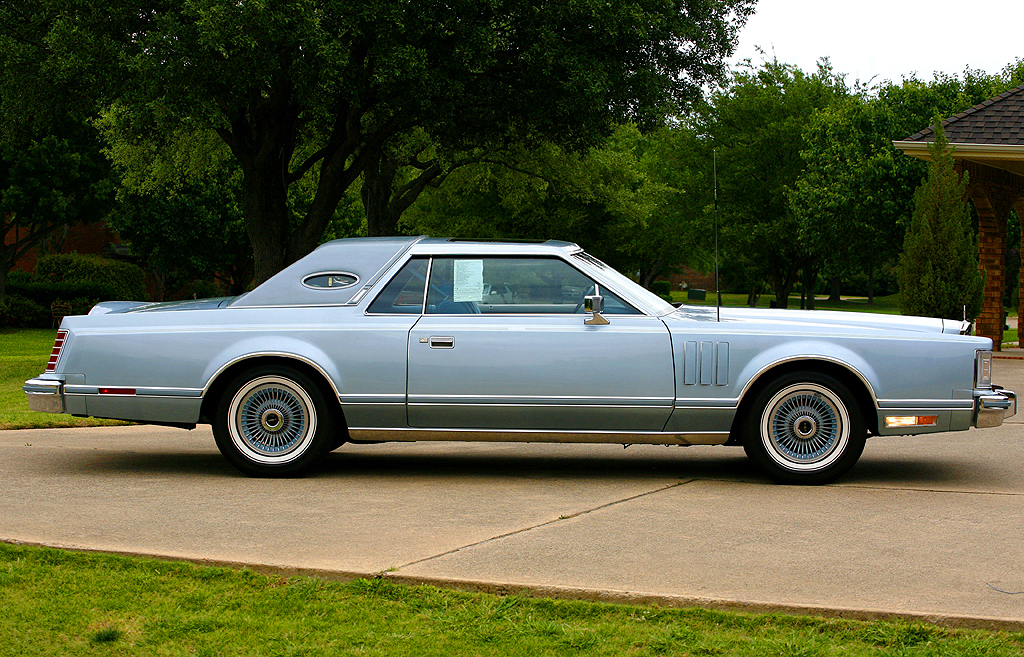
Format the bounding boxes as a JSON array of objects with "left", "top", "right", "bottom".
[
  {"left": 974, "top": 387, "right": 1016, "bottom": 428},
  {"left": 23, "top": 378, "right": 64, "bottom": 414}
]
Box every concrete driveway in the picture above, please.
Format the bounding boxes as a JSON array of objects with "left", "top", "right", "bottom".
[{"left": 2, "top": 360, "right": 1023, "bottom": 629}]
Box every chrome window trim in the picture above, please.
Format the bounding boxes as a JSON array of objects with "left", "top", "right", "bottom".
[
  {"left": 363, "top": 253, "right": 647, "bottom": 317},
  {"left": 361, "top": 255, "right": 430, "bottom": 315},
  {"left": 301, "top": 271, "right": 360, "bottom": 290},
  {"left": 419, "top": 254, "right": 645, "bottom": 317}
]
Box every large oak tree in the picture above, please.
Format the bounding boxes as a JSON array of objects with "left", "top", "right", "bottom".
[{"left": 3, "top": 0, "right": 753, "bottom": 283}]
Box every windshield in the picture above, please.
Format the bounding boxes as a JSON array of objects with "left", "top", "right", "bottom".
[{"left": 572, "top": 252, "right": 675, "bottom": 316}]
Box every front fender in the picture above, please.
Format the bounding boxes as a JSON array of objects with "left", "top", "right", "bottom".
[{"left": 734, "top": 340, "right": 881, "bottom": 407}]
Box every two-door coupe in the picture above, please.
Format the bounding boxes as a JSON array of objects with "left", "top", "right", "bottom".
[{"left": 24, "top": 237, "right": 1016, "bottom": 483}]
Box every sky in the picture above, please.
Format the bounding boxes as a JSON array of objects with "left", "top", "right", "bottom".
[{"left": 730, "top": 0, "right": 1024, "bottom": 87}]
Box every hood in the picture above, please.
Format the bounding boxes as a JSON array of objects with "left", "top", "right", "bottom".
[
  {"left": 89, "top": 297, "right": 236, "bottom": 315},
  {"left": 668, "top": 304, "right": 970, "bottom": 336}
]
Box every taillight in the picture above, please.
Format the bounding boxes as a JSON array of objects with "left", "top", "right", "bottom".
[{"left": 45, "top": 330, "right": 68, "bottom": 372}]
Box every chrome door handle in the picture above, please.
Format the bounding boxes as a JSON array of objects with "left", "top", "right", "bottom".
[{"left": 428, "top": 336, "right": 455, "bottom": 349}]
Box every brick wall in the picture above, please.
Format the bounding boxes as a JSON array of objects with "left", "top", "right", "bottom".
[{"left": 6, "top": 220, "right": 120, "bottom": 273}]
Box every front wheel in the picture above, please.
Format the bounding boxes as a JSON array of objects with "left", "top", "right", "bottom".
[
  {"left": 213, "top": 366, "right": 335, "bottom": 477},
  {"left": 742, "top": 372, "right": 866, "bottom": 485}
]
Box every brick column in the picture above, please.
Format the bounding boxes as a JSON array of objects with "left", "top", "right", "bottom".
[
  {"left": 975, "top": 203, "right": 1005, "bottom": 348},
  {"left": 1018, "top": 199, "right": 1024, "bottom": 349},
  {"left": 962, "top": 161, "right": 1024, "bottom": 350}
]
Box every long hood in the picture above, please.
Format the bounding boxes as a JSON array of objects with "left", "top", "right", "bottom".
[{"left": 668, "top": 304, "right": 970, "bottom": 336}]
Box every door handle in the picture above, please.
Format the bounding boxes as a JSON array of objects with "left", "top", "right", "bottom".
[{"left": 428, "top": 336, "right": 455, "bottom": 349}]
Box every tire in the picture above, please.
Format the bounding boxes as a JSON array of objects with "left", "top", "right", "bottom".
[
  {"left": 741, "top": 371, "right": 866, "bottom": 485},
  {"left": 212, "top": 366, "right": 335, "bottom": 477}
]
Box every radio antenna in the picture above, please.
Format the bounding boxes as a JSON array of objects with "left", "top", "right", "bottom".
[{"left": 714, "top": 149, "right": 720, "bottom": 323}]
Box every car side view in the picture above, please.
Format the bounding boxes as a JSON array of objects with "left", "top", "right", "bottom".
[{"left": 24, "top": 236, "right": 1016, "bottom": 484}]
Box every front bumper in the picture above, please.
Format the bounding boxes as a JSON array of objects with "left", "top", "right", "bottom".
[
  {"left": 23, "top": 378, "right": 64, "bottom": 414},
  {"left": 974, "top": 387, "right": 1016, "bottom": 428}
]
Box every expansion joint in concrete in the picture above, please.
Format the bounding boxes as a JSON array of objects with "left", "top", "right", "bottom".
[{"left": 385, "top": 479, "right": 696, "bottom": 575}]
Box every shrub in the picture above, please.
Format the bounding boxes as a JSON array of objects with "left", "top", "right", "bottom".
[
  {"left": 0, "top": 295, "right": 51, "bottom": 328},
  {"left": 650, "top": 280, "right": 672, "bottom": 296},
  {"left": 36, "top": 253, "right": 147, "bottom": 301},
  {"left": 897, "top": 121, "right": 984, "bottom": 320},
  {"left": 7, "top": 278, "right": 120, "bottom": 307}
]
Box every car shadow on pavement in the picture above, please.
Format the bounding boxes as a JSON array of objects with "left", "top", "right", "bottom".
[
  {"left": 319, "top": 448, "right": 765, "bottom": 482},
  {"left": 54, "top": 444, "right": 1001, "bottom": 490},
  {"left": 839, "top": 456, "right": 1003, "bottom": 488}
]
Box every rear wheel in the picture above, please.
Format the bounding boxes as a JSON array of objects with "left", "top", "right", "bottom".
[
  {"left": 742, "top": 371, "right": 866, "bottom": 485},
  {"left": 213, "top": 366, "right": 335, "bottom": 477}
]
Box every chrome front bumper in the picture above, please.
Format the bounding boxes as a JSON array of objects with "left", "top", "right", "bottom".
[
  {"left": 23, "top": 378, "right": 64, "bottom": 414},
  {"left": 974, "top": 387, "right": 1016, "bottom": 428}
]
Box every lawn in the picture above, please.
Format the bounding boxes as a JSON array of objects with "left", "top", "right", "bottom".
[
  {"left": 0, "top": 541, "right": 1020, "bottom": 656},
  {"left": 0, "top": 329, "right": 126, "bottom": 430}
]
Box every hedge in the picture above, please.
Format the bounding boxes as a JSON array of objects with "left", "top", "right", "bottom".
[{"left": 36, "top": 253, "right": 147, "bottom": 301}]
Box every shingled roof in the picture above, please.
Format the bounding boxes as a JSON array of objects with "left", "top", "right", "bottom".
[
  {"left": 893, "top": 83, "right": 1024, "bottom": 177},
  {"left": 903, "top": 83, "right": 1024, "bottom": 145}
]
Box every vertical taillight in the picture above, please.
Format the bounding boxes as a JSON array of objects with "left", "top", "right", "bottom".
[{"left": 45, "top": 330, "right": 68, "bottom": 373}]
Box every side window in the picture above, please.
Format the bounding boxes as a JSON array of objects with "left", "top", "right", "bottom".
[
  {"left": 367, "top": 258, "right": 428, "bottom": 314},
  {"left": 426, "top": 257, "right": 639, "bottom": 315}
]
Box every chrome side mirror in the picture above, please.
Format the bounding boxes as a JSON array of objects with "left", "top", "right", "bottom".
[{"left": 584, "top": 294, "right": 609, "bottom": 325}]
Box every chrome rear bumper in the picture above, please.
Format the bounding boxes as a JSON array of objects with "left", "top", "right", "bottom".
[
  {"left": 974, "top": 387, "right": 1016, "bottom": 428},
  {"left": 23, "top": 378, "right": 64, "bottom": 414}
]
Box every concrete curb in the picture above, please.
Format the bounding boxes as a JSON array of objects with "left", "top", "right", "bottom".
[{"left": 6, "top": 538, "right": 1023, "bottom": 633}]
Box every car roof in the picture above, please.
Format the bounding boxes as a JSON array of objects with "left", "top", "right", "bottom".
[
  {"left": 409, "top": 237, "right": 581, "bottom": 256},
  {"left": 231, "top": 236, "right": 585, "bottom": 308}
]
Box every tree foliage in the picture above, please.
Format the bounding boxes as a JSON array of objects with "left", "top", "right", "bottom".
[
  {"left": 708, "top": 59, "right": 847, "bottom": 307},
  {"left": 4, "top": 0, "right": 753, "bottom": 283},
  {"left": 897, "top": 122, "right": 983, "bottom": 320},
  {"left": 0, "top": 122, "right": 113, "bottom": 303}
]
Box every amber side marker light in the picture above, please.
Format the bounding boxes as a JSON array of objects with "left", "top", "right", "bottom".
[{"left": 884, "top": 415, "right": 938, "bottom": 429}]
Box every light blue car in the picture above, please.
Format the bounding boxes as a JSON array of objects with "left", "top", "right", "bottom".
[{"left": 24, "top": 237, "right": 1016, "bottom": 483}]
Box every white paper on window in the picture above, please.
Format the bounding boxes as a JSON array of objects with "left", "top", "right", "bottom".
[{"left": 453, "top": 259, "right": 484, "bottom": 302}]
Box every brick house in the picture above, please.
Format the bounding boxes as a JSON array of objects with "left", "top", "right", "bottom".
[{"left": 894, "top": 83, "right": 1024, "bottom": 349}]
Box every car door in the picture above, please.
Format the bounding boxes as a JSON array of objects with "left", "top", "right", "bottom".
[{"left": 407, "top": 256, "right": 675, "bottom": 432}]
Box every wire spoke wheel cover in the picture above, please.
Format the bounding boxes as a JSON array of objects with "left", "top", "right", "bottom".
[
  {"left": 760, "top": 382, "right": 850, "bottom": 472},
  {"left": 228, "top": 375, "right": 318, "bottom": 465}
]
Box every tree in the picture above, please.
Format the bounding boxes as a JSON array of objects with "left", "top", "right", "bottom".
[
  {"left": 897, "top": 121, "right": 983, "bottom": 320},
  {"left": 0, "top": 123, "right": 113, "bottom": 303},
  {"left": 7, "top": 0, "right": 753, "bottom": 284},
  {"left": 107, "top": 176, "right": 254, "bottom": 300},
  {"left": 791, "top": 94, "right": 912, "bottom": 304},
  {"left": 707, "top": 58, "right": 847, "bottom": 308},
  {"left": 400, "top": 124, "right": 710, "bottom": 285}
]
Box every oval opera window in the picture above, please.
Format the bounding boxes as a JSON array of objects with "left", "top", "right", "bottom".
[{"left": 302, "top": 272, "right": 359, "bottom": 289}]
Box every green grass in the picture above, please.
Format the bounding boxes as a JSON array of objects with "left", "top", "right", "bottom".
[
  {"left": 0, "top": 329, "right": 127, "bottom": 430},
  {"left": 0, "top": 542, "right": 1020, "bottom": 656}
]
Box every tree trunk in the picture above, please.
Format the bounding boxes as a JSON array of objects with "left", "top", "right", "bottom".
[
  {"left": 802, "top": 266, "right": 817, "bottom": 310},
  {"left": 829, "top": 277, "right": 841, "bottom": 302},
  {"left": 0, "top": 264, "right": 7, "bottom": 306},
  {"left": 746, "top": 287, "right": 760, "bottom": 307},
  {"left": 363, "top": 152, "right": 400, "bottom": 237},
  {"left": 772, "top": 273, "right": 796, "bottom": 309},
  {"left": 240, "top": 166, "right": 290, "bottom": 285},
  {"left": 867, "top": 264, "right": 875, "bottom": 304}
]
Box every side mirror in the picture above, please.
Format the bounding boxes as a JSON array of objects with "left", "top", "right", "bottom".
[{"left": 583, "top": 294, "right": 609, "bottom": 325}]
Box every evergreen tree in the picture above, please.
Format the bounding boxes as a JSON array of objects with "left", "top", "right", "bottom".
[{"left": 898, "top": 120, "right": 984, "bottom": 320}]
